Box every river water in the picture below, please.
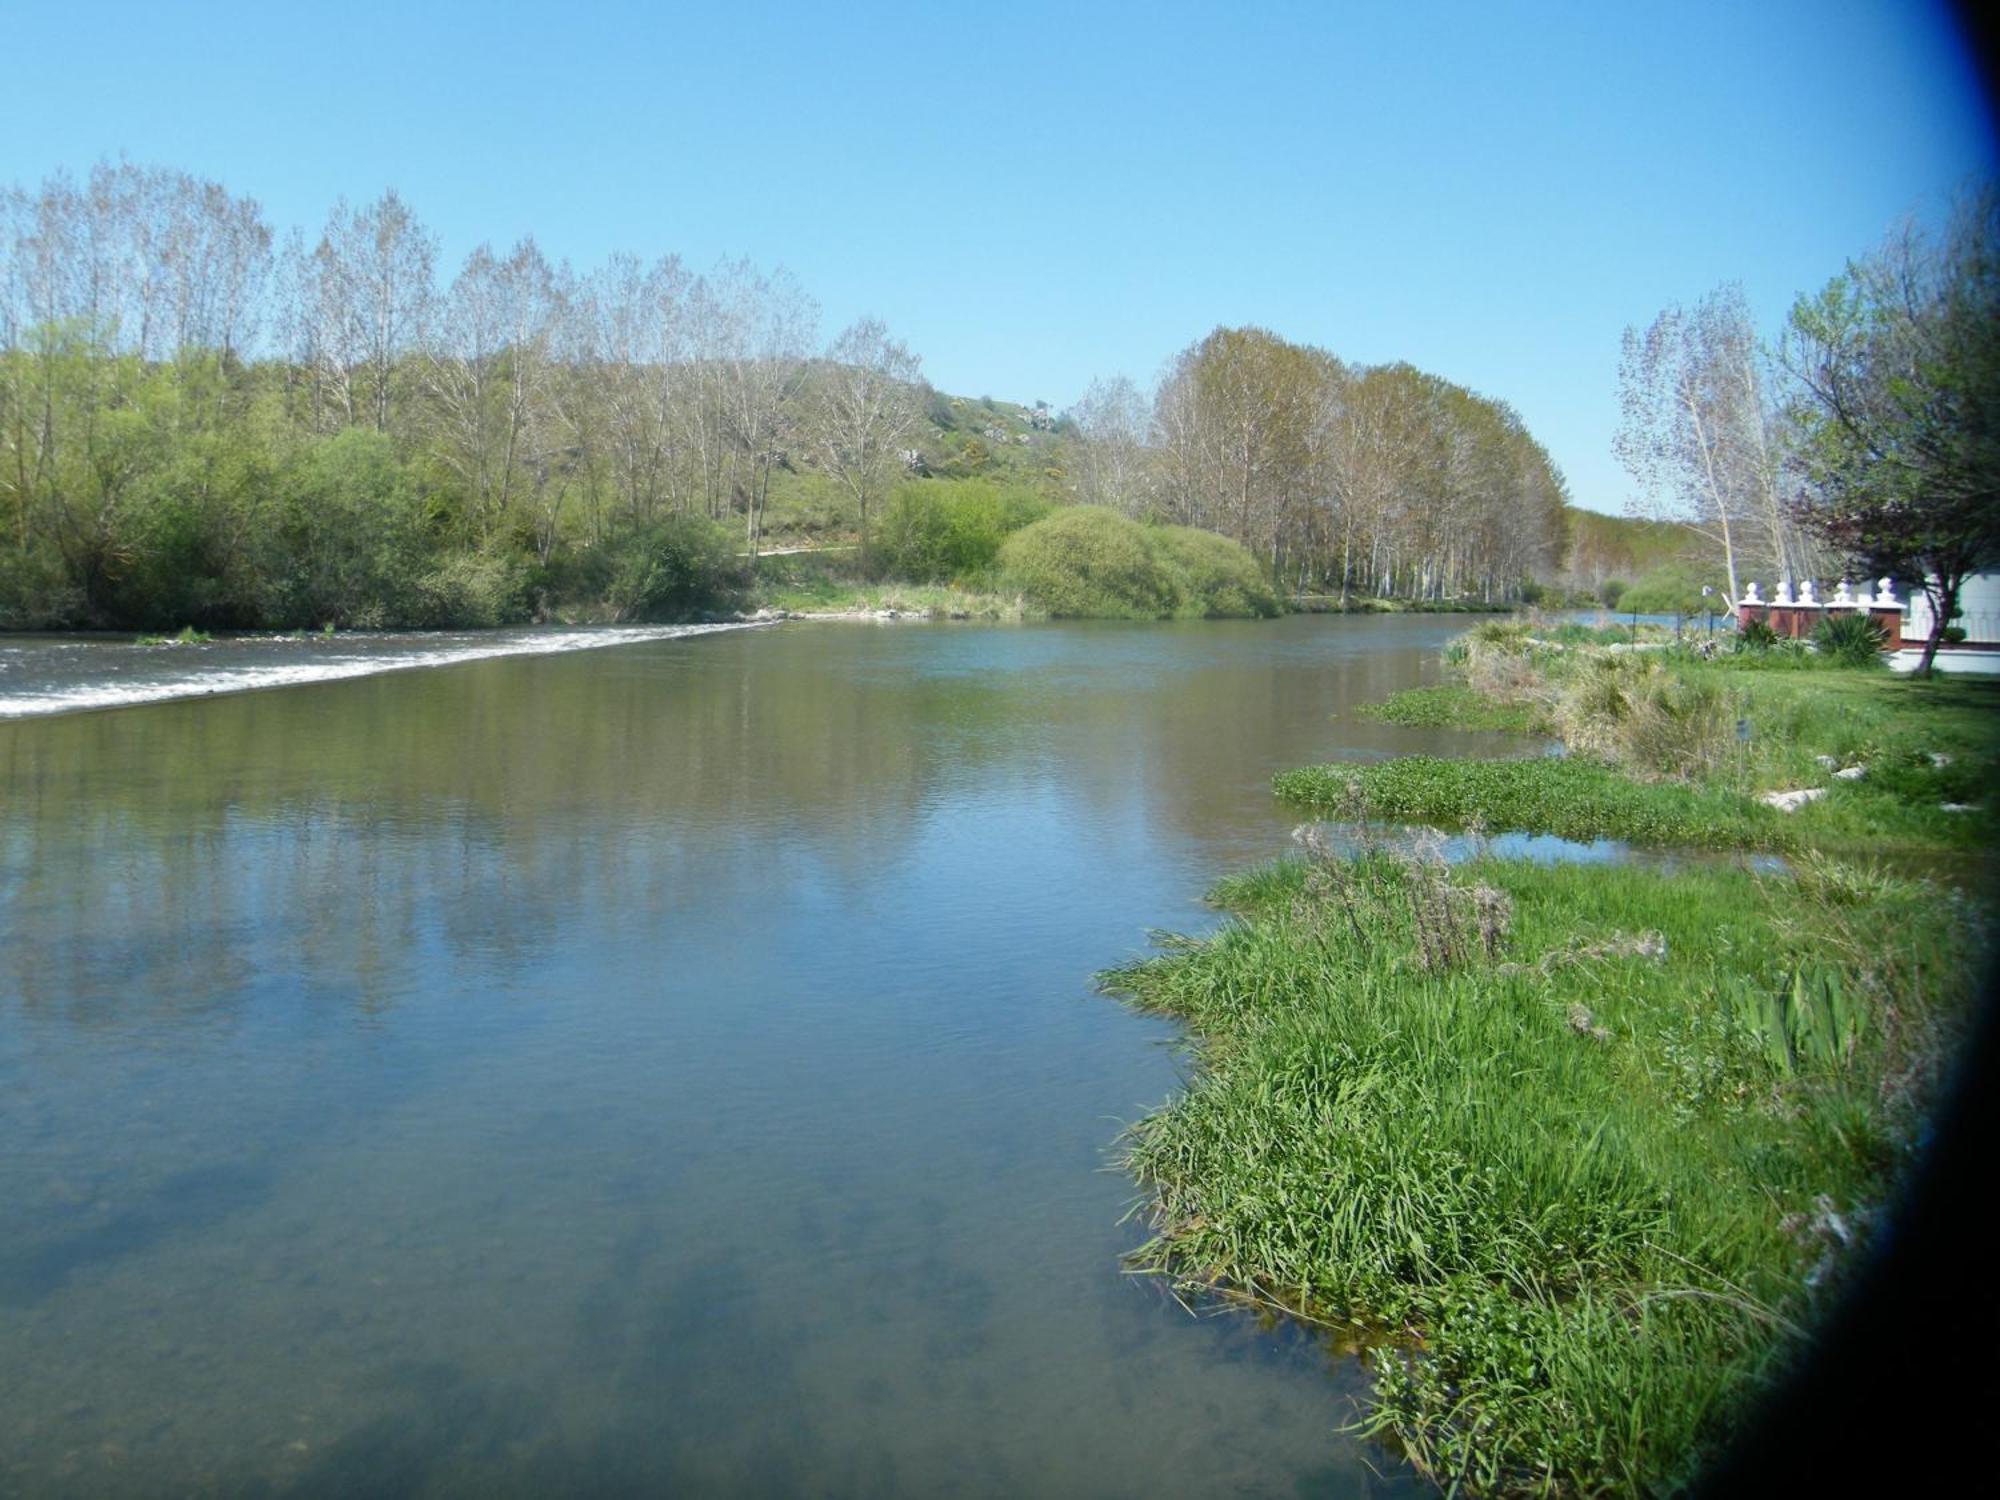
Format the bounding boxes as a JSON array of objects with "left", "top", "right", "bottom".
[{"left": 0, "top": 616, "right": 1502, "bottom": 1497}]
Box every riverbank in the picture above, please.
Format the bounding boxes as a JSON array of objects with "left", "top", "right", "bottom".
[{"left": 1105, "top": 623, "right": 1994, "bottom": 1494}]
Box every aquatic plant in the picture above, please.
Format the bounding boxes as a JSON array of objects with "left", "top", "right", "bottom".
[{"left": 1105, "top": 834, "right": 1977, "bottom": 1495}]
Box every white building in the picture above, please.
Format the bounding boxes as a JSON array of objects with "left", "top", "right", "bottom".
[
  {"left": 1905, "top": 570, "right": 2000, "bottom": 646},
  {"left": 1892, "top": 570, "right": 2000, "bottom": 673}
]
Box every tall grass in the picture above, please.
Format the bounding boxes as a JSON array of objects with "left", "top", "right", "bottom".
[{"left": 1105, "top": 841, "right": 1979, "bottom": 1495}]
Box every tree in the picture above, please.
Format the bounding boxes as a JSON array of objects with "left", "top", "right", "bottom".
[
  {"left": 302, "top": 191, "right": 437, "bottom": 432},
  {"left": 810, "top": 316, "right": 920, "bottom": 569},
  {"left": 701, "top": 259, "right": 815, "bottom": 556},
  {"left": 1069, "top": 374, "right": 1151, "bottom": 515},
  {"left": 1783, "top": 191, "right": 2000, "bottom": 674},
  {"left": 1615, "top": 286, "right": 1795, "bottom": 603}
]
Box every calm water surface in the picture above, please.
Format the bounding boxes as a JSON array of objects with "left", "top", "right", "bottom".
[{"left": 1, "top": 616, "right": 1503, "bottom": 1497}]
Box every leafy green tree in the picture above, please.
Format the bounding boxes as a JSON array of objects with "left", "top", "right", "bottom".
[{"left": 1784, "top": 190, "right": 2000, "bottom": 673}]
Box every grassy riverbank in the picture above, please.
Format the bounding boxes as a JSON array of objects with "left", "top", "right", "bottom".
[{"left": 1107, "top": 623, "right": 1994, "bottom": 1494}]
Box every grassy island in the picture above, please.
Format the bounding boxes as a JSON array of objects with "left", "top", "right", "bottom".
[{"left": 1107, "top": 620, "right": 1994, "bottom": 1494}]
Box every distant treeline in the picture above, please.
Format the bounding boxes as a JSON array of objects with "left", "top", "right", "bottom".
[
  {"left": 2, "top": 161, "right": 1569, "bottom": 630},
  {"left": 1069, "top": 329, "right": 1569, "bottom": 603}
]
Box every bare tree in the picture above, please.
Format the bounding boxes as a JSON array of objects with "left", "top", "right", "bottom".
[
  {"left": 1615, "top": 286, "right": 1793, "bottom": 600},
  {"left": 310, "top": 191, "right": 437, "bottom": 432},
  {"left": 1069, "top": 374, "right": 1151, "bottom": 514},
  {"left": 703, "top": 259, "right": 816, "bottom": 556},
  {"left": 811, "top": 316, "right": 922, "bottom": 568}
]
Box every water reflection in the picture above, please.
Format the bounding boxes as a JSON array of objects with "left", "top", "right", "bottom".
[{"left": 0, "top": 616, "right": 1473, "bottom": 1496}]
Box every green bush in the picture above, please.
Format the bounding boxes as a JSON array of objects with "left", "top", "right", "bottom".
[
  {"left": 603, "top": 515, "right": 745, "bottom": 621},
  {"left": 1150, "top": 525, "right": 1282, "bottom": 618},
  {"left": 258, "top": 430, "right": 432, "bottom": 628},
  {"left": 1619, "top": 562, "right": 1715, "bottom": 617},
  {"left": 0, "top": 540, "right": 84, "bottom": 629},
  {"left": 997, "top": 506, "right": 1179, "bottom": 617},
  {"left": 409, "top": 551, "right": 532, "bottom": 628},
  {"left": 1737, "top": 616, "right": 1779, "bottom": 651},
  {"left": 998, "top": 506, "right": 1280, "bottom": 620},
  {"left": 1813, "top": 610, "right": 1888, "bottom": 666},
  {"left": 1599, "top": 578, "right": 1627, "bottom": 609},
  {"left": 871, "top": 479, "right": 1048, "bottom": 582}
]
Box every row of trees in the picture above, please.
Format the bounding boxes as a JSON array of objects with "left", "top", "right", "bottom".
[
  {"left": 0, "top": 162, "right": 929, "bottom": 626},
  {"left": 1067, "top": 329, "right": 1568, "bottom": 603},
  {"left": 1, "top": 160, "right": 1577, "bottom": 628},
  {"left": 1616, "top": 189, "right": 1998, "bottom": 670}
]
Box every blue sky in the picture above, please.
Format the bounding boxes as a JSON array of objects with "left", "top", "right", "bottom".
[{"left": 2, "top": 1, "right": 1991, "bottom": 513}]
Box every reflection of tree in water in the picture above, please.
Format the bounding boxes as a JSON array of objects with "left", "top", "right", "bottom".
[
  {"left": 0, "top": 619, "right": 1468, "bottom": 1029},
  {"left": 0, "top": 617, "right": 1456, "bottom": 1498}
]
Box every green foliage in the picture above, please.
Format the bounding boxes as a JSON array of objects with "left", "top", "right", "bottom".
[
  {"left": 1360, "top": 684, "right": 1543, "bottom": 733},
  {"left": 602, "top": 515, "right": 745, "bottom": 621},
  {"left": 1148, "top": 525, "right": 1282, "bottom": 618},
  {"left": 998, "top": 507, "right": 1174, "bottom": 617},
  {"left": 1598, "top": 577, "right": 1626, "bottom": 609},
  {"left": 1738, "top": 616, "right": 1779, "bottom": 650},
  {"left": 0, "top": 539, "right": 83, "bottom": 629},
  {"left": 996, "top": 506, "right": 1280, "bottom": 619},
  {"left": 870, "top": 479, "right": 1048, "bottom": 583},
  {"left": 1812, "top": 610, "right": 1888, "bottom": 666},
  {"left": 1276, "top": 755, "right": 1780, "bottom": 849},
  {"left": 1105, "top": 839, "right": 1977, "bottom": 1495},
  {"left": 1617, "top": 560, "right": 1720, "bottom": 617},
  {"left": 1291, "top": 625, "right": 2000, "bottom": 856},
  {"left": 408, "top": 551, "right": 533, "bottom": 628}
]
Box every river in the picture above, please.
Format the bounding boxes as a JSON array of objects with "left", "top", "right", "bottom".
[{"left": 1, "top": 616, "right": 1502, "bottom": 1497}]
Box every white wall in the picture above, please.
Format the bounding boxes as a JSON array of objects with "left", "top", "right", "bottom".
[{"left": 1907, "top": 572, "right": 2000, "bottom": 644}]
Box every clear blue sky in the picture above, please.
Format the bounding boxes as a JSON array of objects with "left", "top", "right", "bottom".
[{"left": 2, "top": 0, "right": 1991, "bottom": 513}]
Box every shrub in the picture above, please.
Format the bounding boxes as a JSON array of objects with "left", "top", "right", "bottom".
[
  {"left": 0, "top": 539, "right": 84, "bottom": 629},
  {"left": 1619, "top": 562, "right": 1715, "bottom": 617},
  {"left": 1600, "top": 578, "right": 1627, "bottom": 609},
  {"left": 409, "top": 551, "right": 532, "bottom": 628},
  {"left": 1737, "top": 616, "right": 1779, "bottom": 651},
  {"left": 258, "top": 430, "right": 431, "bottom": 628},
  {"left": 997, "top": 507, "right": 1281, "bottom": 619},
  {"left": 1813, "top": 611, "right": 1888, "bottom": 666},
  {"left": 603, "top": 515, "right": 745, "bottom": 621},
  {"left": 1150, "top": 525, "right": 1282, "bottom": 618},
  {"left": 871, "top": 479, "right": 1047, "bottom": 582},
  {"left": 999, "top": 506, "right": 1175, "bottom": 617}
]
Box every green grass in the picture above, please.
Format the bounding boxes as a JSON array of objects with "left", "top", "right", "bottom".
[
  {"left": 1104, "top": 845, "right": 1979, "bottom": 1495},
  {"left": 1112, "top": 619, "right": 1997, "bottom": 1492},
  {"left": 135, "top": 625, "right": 212, "bottom": 645},
  {"left": 1346, "top": 631, "right": 1999, "bottom": 857},
  {"left": 1277, "top": 756, "right": 1789, "bottom": 849},
  {"left": 1360, "top": 684, "right": 1545, "bottom": 733}
]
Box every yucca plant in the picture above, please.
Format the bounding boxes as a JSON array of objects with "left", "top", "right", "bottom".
[{"left": 1811, "top": 611, "right": 1887, "bottom": 665}]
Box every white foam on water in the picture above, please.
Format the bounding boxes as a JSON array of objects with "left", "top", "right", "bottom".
[{"left": 0, "top": 622, "right": 760, "bottom": 720}]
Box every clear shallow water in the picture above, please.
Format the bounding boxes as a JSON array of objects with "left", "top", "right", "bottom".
[{"left": 1, "top": 616, "right": 1516, "bottom": 1497}]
